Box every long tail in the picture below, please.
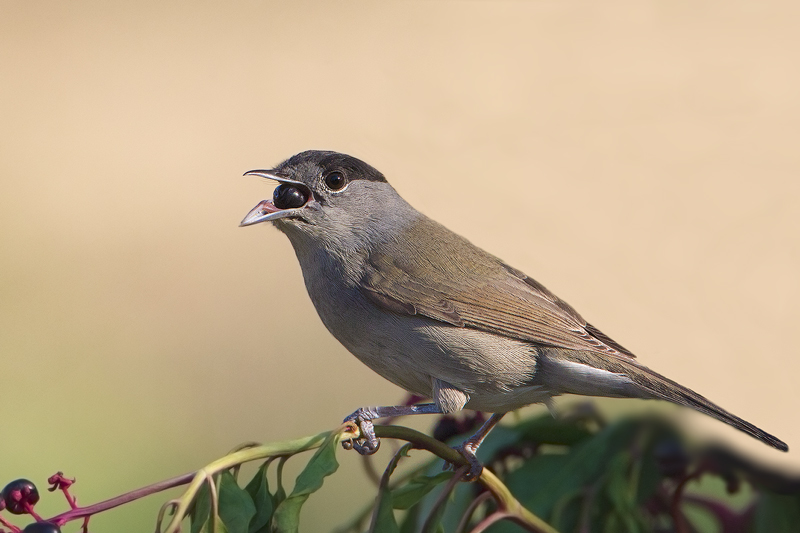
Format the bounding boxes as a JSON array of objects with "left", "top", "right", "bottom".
[{"left": 628, "top": 363, "right": 788, "bottom": 452}]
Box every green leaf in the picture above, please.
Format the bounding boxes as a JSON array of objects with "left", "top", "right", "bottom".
[
  {"left": 244, "top": 463, "right": 274, "bottom": 533},
  {"left": 190, "top": 481, "right": 212, "bottom": 533},
  {"left": 471, "top": 424, "right": 521, "bottom": 463},
  {"left": 753, "top": 492, "right": 800, "bottom": 533},
  {"left": 368, "top": 445, "right": 412, "bottom": 533},
  {"left": 548, "top": 488, "right": 584, "bottom": 532},
  {"left": 371, "top": 495, "right": 401, "bottom": 532},
  {"left": 633, "top": 444, "right": 662, "bottom": 505},
  {"left": 211, "top": 517, "right": 230, "bottom": 533},
  {"left": 603, "top": 512, "right": 623, "bottom": 533},
  {"left": 398, "top": 504, "right": 422, "bottom": 533},
  {"left": 604, "top": 452, "right": 634, "bottom": 509},
  {"left": 438, "top": 481, "right": 481, "bottom": 532},
  {"left": 503, "top": 453, "right": 570, "bottom": 513},
  {"left": 273, "top": 456, "right": 288, "bottom": 506},
  {"left": 506, "top": 417, "right": 638, "bottom": 518},
  {"left": 420, "top": 494, "right": 449, "bottom": 533},
  {"left": 601, "top": 452, "right": 642, "bottom": 533},
  {"left": 515, "top": 412, "right": 594, "bottom": 446},
  {"left": 217, "top": 471, "right": 256, "bottom": 533},
  {"left": 390, "top": 472, "right": 453, "bottom": 510},
  {"left": 271, "top": 432, "right": 342, "bottom": 533},
  {"left": 370, "top": 444, "right": 413, "bottom": 533}
]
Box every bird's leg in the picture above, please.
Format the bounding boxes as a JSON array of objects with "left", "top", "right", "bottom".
[
  {"left": 455, "top": 412, "right": 506, "bottom": 480},
  {"left": 342, "top": 403, "right": 442, "bottom": 455}
]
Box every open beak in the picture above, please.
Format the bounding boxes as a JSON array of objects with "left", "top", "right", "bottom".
[{"left": 240, "top": 169, "right": 311, "bottom": 227}]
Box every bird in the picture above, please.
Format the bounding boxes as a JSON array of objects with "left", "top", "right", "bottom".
[{"left": 240, "top": 150, "right": 788, "bottom": 478}]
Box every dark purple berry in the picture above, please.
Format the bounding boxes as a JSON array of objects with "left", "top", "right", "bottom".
[
  {"left": 433, "top": 416, "right": 461, "bottom": 442},
  {"left": 1, "top": 479, "right": 40, "bottom": 514},
  {"left": 653, "top": 440, "right": 689, "bottom": 479},
  {"left": 273, "top": 184, "right": 307, "bottom": 209},
  {"left": 23, "top": 522, "right": 62, "bottom": 533}
]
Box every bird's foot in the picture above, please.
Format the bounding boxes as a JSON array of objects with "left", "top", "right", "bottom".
[
  {"left": 341, "top": 408, "right": 381, "bottom": 455},
  {"left": 445, "top": 441, "right": 483, "bottom": 481}
]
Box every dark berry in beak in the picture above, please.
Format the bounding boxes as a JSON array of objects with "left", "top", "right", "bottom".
[{"left": 273, "top": 184, "right": 308, "bottom": 209}]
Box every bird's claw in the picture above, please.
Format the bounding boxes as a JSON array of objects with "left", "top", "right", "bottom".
[
  {"left": 351, "top": 437, "right": 380, "bottom": 455},
  {"left": 342, "top": 410, "right": 381, "bottom": 456},
  {"left": 444, "top": 442, "right": 483, "bottom": 481}
]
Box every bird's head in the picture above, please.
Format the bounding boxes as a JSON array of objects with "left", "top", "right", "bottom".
[{"left": 241, "top": 150, "right": 408, "bottom": 253}]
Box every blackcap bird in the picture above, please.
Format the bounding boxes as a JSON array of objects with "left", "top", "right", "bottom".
[{"left": 240, "top": 150, "right": 787, "bottom": 478}]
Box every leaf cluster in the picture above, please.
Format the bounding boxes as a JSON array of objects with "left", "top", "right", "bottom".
[
  {"left": 161, "top": 407, "right": 799, "bottom": 533},
  {"left": 186, "top": 432, "right": 341, "bottom": 533}
]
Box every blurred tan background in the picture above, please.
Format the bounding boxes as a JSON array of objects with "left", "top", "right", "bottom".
[{"left": 1, "top": 1, "right": 798, "bottom": 530}]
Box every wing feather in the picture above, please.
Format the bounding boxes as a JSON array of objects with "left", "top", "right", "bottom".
[{"left": 359, "top": 220, "right": 635, "bottom": 359}]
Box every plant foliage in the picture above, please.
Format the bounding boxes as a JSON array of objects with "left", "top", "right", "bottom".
[{"left": 150, "top": 405, "right": 799, "bottom": 533}]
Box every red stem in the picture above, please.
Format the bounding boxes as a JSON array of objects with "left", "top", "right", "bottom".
[
  {"left": 0, "top": 514, "right": 21, "bottom": 533},
  {"left": 469, "top": 511, "right": 512, "bottom": 533},
  {"left": 683, "top": 494, "right": 754, "bottom": 533},
  {"left": 23, "top": 502, "right": 44, "bottom": 523},
  {"left": 61, "top": 487, "right": 78, "bottom": 510},
  {"left": 46, "top": 472, "right": 195, "bottom": 527},
  {"left": 670, "top": 470, "right": 701, "bottom": 533}
]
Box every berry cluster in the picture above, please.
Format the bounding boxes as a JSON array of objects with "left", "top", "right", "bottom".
[{"left": 0, "top": 474, "right": 78, "bottom": 533}]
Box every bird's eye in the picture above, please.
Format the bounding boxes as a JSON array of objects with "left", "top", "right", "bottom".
[{"left": 324, "top": 171, "right": 346, "bottom": 191}]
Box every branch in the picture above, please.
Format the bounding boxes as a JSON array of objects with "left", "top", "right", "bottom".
[
  {"left": 48, "top": 473, "right": 195, "bottom": 526},
  {"left": 37, "top": 423, "right": 556, "bottom": 533},
  {"left": 373, "top": 425, "right": 559, "bottom": 533},
  {"left": 159, "top": 427, "right": 353, "bottom": 533}
]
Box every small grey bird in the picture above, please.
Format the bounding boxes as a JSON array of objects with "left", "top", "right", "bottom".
[{"left": 241, "top": 150, "right": 787, "bottom": 477}]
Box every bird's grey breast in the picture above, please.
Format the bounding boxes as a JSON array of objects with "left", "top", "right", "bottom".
[{"left": 288, "top": 239, "right": 433, "bottom": 396}]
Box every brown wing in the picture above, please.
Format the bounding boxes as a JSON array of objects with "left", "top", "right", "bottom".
[{"left": 359, "top": 218, "right": 636, "bottom": 359}]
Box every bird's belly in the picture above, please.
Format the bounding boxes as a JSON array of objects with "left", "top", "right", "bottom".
[
  {"left": 464, "top": 385, "right": 552, "bottom": 412},
  {"left": 309, "top": 283, "right": 542, "bottom": 407}
]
